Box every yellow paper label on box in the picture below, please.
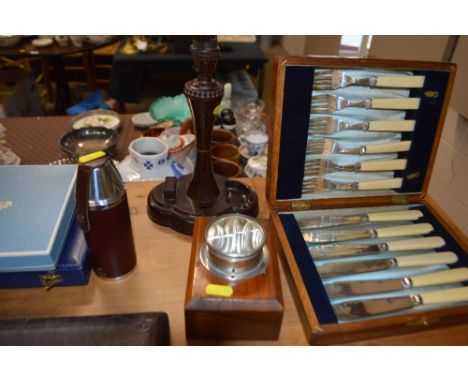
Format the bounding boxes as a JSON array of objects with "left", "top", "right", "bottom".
[
  {"left": 0, "top": 201, "right": 13, "bottom": 211},
  {"left": 205, "top": 283, "right": 233, "bottom": 297},
  {"left": 79, "top": 151, "right": 106, "bottom": 164}
]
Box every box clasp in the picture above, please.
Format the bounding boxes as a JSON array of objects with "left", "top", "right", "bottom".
[
  {"left": 391, "top": 195, "right": 408, "bottom": 205},
  {"left": 291, "top": 200, "right": 311, "bottom": 210},
  {"left": 40, "top": 274, "right": 63, "bottom": 291}
]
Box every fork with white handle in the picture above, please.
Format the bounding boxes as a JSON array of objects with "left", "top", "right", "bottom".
[
  {"left": 309, "top": 116, "right": 415, "bottom": 135},
  {"left": 311, "top": 94, "right": 421, "bottom": 113},
  {"left": 302, "top": 177, "right": 403, "bottom": 193},
  {"left": 313, "top": 69, "right": 426, "bottom": 91},
  {"left": 304, "top": 158, "right": 407, "bottom": 176},
  {"left": 306, "top": 138, "right": 412, "bottom": 155}
]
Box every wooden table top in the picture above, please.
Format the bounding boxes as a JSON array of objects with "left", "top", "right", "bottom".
[
  {"left": 0, "top": 115, "right": 141, "bottom": 165},
  {"left": 1, "top": 115, "right": 468, "bottom": 345},
  {"left": 0, "top": 177, "right": 300, "bottom": 345},
  {"left": 1, "top": 177, "right": 468, "bottom": 345}
]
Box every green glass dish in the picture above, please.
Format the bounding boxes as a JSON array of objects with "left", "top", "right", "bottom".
[{"left": 149, "top": 94, "right": 191, "bottom": 124}]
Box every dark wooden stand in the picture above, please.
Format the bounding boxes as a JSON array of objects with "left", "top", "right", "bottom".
[
  {"left": 147, "top": 36, "right": 258, "bottom": 235},
  {"left": 184, "top": 217, "right": 284, "bottom": 341}
]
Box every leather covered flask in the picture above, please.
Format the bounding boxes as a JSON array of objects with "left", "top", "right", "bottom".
[{"left": 76, "top": 152, "right": 137, "bottom": 279}]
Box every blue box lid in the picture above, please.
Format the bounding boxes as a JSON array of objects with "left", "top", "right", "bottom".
[{"left": 0, "top": 165, "right": 77, "bottom": 272}]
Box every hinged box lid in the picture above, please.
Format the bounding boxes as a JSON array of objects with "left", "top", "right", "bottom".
[
  {"left": 0, "top": 165, "right": 77, "bottom": 272},
  {"left": 266, "top": 56, "right": 457, "bottom": 211}
]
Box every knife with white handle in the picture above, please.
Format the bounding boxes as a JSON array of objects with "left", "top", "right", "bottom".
[
  {"left": 325, "top": 268, "right": 468, "bottom": 298},
  {"left": 333, "top": 286, "right": 468, "bottom": 320},
  {"left": 299, "top": 209, "right": 423, "bottom": 230},
  {"left": 317, "top": 251, "right": 459, "bottom": 278},
  {"left": 303, "top": 223, "right": 433, "bottom": 244},
  {"left": 309, "top": 236, "right": 446, "bottom": 259}
]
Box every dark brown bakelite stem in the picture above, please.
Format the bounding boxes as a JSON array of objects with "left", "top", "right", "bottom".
[
  {"left": 146, "top": 36, "right": 258, "bottom": 235},
  {"left": 184, "top": 36, "right": 224, "bottom": 207}
]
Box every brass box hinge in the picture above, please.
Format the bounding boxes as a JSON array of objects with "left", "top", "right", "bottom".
[
  {"left": 291, "top": 200, "right": 312, "bottom": 211},
  {"left": 391, "top": 195, "right": 408, "bottom": 205}
]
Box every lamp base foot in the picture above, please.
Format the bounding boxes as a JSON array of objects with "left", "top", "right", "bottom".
[{"left": 147, "top": 174, "right": 259, "bottom": 235}]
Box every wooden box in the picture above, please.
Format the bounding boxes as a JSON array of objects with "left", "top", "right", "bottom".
[
  {"left": 185, "top": 217, "right": 283, "bottom": 341},
  {"left": 267, "top": 56, "right": 468, "bottom": 345}
]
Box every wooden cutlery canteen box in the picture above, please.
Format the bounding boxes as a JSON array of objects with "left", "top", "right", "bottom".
[{"left": 267, "top": 56, "right": 468, "bottom": 345}]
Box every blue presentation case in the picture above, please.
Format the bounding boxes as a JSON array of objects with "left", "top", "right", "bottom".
[
  {"left": 0, "top": 217, "right": 91, "bottom": 289},
  {"left": 0, "top": 165, "right": 77, "bottom": 272}
]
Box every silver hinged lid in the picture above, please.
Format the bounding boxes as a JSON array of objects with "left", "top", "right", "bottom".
[{"left": 87, "top": 158, "right": 125, "bottom": 210}]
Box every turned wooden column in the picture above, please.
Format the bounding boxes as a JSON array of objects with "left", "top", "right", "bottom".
[
  {"left": 184, "top": 36, "right": 223, "bottom": 207},
  {"left": 146, "top": 35, "right": 258, "bottom": 235}
]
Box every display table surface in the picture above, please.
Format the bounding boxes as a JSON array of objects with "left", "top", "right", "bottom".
[
  {"left": 1, "top": 116, "right": 468, "bottom": 345},
  {"left": 0, "top": 115, "right": 140, "bottom": 164}
]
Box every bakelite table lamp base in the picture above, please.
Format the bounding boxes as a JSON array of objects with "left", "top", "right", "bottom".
[
  {"left": 147, "top": 36, "right": 258, "bottom": 235},
  {"left": 147, "top": 175, "right": 258, "bottom": 235}
]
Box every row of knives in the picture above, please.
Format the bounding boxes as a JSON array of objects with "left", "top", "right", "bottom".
[
  {"left": 304, "top": 69, "right": 424, "bottom": 195},
  {"left": 297, "top": 208, "right": 468, "bottom": 321}
]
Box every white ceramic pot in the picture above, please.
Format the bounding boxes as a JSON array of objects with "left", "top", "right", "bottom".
[
  {"left": 129, "top": 137, "right": 169, "bottom": 174},
  {"left": 247, "top": 155, "right": 267, "bottom": 177},
  {"left": 240, "top": 131, "right": 268, "bottom": 157}
]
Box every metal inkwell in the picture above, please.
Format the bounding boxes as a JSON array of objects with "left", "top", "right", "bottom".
[{"left": 200, "top": 214, "right": 268, "bottom": 281}]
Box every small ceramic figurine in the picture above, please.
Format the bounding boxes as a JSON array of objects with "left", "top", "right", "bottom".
[
  {"left": 117, "top": 137, "right": 192, "bottom": 182},
  {"left": 220, "top": 108, "right": 236, "bottom": 131},
  {"left": 240, "top": 130, "right": 268, "bottom": 156}
]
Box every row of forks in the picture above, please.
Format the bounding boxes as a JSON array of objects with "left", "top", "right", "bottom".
[
  {"left": 309, "top": 69, "right": 422, "bottom": 134},
  {"left": 303, "top": 69, "right": 421, "bottom": 194}
]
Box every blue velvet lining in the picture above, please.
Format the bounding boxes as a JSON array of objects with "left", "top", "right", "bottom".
[
  {"left": 397, "top": 71, "right": 450, "bottom": 192},
  {"left": 276, "top": 66, "right": 314, "bottom": 200},
  {"left": 279, "top": 207, "right": 467, "bottom": 325},
  {"left": 412, "top": 206, "right": 468, "bottom": 277},
  {"left": 276, "top": 66, "right": 451, "bottom": 200},
  {"left": 279, "top": 213, "right": 337, "bottom": 324}
]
